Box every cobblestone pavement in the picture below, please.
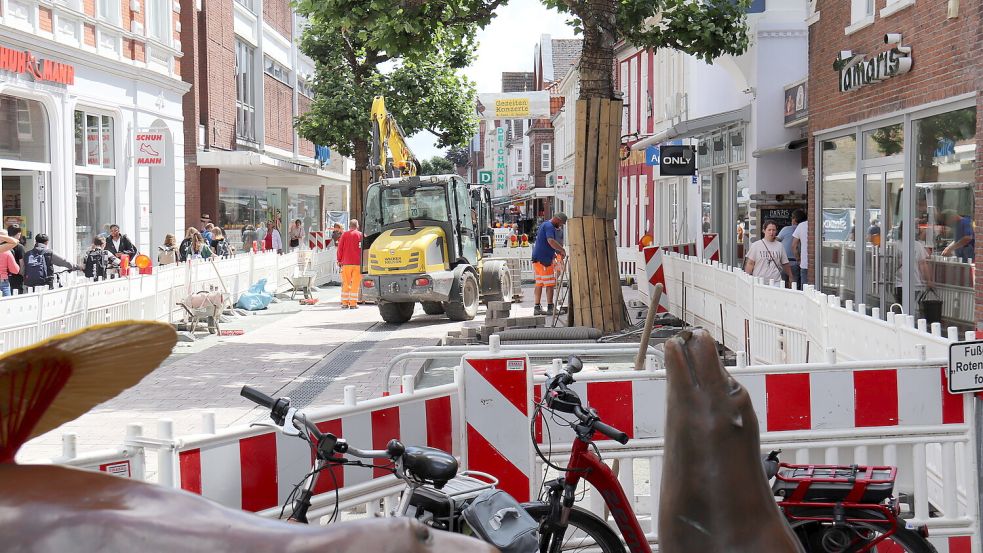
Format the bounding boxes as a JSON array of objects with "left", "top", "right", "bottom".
[{"left": 17, "top": 284, "right": 539, "bottom": 464}]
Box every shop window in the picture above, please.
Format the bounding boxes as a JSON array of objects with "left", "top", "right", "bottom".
[
  {"left": 712, "top": 134, "right": 727, "bottom": 166},
  {"left": 290, "top": 193, "right": 321, "bottom": 234},
  {"left": 74, "top": 175, "right": 115, "bottom": 259},
  {"left": 74, "top": 110, "right": 115, "bottom": 168},
  {"left": 298, "top": 78, "right": 314, "bottom": 99},
  {"left": 911, "top": 106, "right": 976, "bottom": 330},
  {"left": 235, "top": 40, "right": 257, "bottom": 142},
  {"left": 729, "top": 128, "right": 745, "bottom": 164},
  {"left": 734, "top": 168, "right": 749, "bottom": 262},
  {"left": 698, "top": 139, "right": 711, "bottom": 168},
  {"left": 863, "top": 123, "right": 903, "bottom": 158},
  {"left": 97, "top": 0, "right": 120, "bottom": 25},
  {"left": 264, "top": 56, "right": 290, "bottom": 85},
  {"left": 0, "top": 95, "right": 49, "bottom": 163},
  {"left": 147, "top": 0, "right": 170, "bottom": 44},
  {"left": 819, "top": 134, "right": 858, "bottom": 301}
]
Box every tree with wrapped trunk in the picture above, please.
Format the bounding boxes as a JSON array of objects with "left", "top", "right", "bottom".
[{"left": 540, "top": 0, "right": 751, "bottom": 332}]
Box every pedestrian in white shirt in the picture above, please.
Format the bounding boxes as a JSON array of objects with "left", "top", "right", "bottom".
[
  {"left": 792, "top": 214, "right": 809, "bottom": 285},
  {"left": 744, "top": 220, "right": 792, "bottom": 285}
]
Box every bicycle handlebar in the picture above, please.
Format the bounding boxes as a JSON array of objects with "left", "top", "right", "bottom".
[
  {"left": 241, "top": 385, "right": 275, "bottom": 409},
  {"left": 545, "top": 368, "right": 630, "bottom": 445}
]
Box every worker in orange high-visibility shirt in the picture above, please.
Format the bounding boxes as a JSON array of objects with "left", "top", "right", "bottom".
[{"left": 336, "top": 219, "right": 364, "bottom": 309}]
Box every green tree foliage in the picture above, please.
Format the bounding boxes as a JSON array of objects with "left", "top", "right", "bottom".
[
  {"left": 420, "top": 156, "right": 457, "bottom": 176},
  {"left": 445, "top": 146, "right": 472, "bottom": 168},
  {"left": 294, "top": 6, "right": 485, "bottom": 169}
]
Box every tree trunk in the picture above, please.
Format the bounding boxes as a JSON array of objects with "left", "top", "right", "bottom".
[
  {"left": 567, "top": 0, "right": 627, "bottom": 333},
  {"left": 350, "top": 137, "right": 371, "bottom": 222}
]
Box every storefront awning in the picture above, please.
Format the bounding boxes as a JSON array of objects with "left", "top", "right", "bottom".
[
  {"left": 751, "top": 138, "right": 808, "bottom": 158},
  {"left": 196, "top": 150, "right": 346, "bottom": 187},
  {"left": 631, "top": 105, "right": 751, "bottom": 150}
]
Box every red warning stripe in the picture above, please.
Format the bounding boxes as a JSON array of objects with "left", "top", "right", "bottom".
[
  {"left": 766, "top": 373, "right": 811, "bottom": 432},
  {"left": 586, "top": 381, "right": 634, "bottom": 440},
  {"left": 854, "top": 369, "right": 899, "bottom": 427},
  {"left": 466, "top": 423, "right": 530, "bottom": 502},
  {"left": 371, "top": 406, "right": 401, "bottom": 478},
  {"left": 240, "top": 433, "right": 278, "bottom": 512},
  {"left": 425, "top": 396, "right": 453, "bottom": 454},
  {"left": 179, "top": 448, "right": 202, "bottom": 494},
  {"left": 313, "top": 419, "right": 345, "bottom": 495},
  {"left": 467, "top": 357, "right": 528, "bottom": 414}
]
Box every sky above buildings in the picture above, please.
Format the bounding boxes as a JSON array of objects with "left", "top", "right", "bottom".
[{"left": 405, "top": 0, "right": 576, "bottom": 162}]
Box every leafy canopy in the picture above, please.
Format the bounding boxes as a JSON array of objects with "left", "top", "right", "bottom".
[
  {"left": 420, "top": 156, "right": 457, "bottom": 176},
  {"left": 548, "top": 0, "right": 749, "bottom": 64},
  {"left": 295, "top": 3, "right": 487, "bottom": 165}
]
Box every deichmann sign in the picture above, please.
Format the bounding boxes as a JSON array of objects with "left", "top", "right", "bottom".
[
  {"left": 494, "top": 126, "right": 507, "bottom": 192},
  {"left": 835, "top": 36, "right": 912, "bottom": 93},
  {"left": 948, "top": 340, "right": 983, "bottom": 393},
  {"left": 135, "top": 130, "right": 166, "bottom": 166},
  {"left": 478, "top": 170, "right": 493, "bottom": 185},
  {"left": 658, "top": 145, "right": 696, "bottom": 176},
  {"left": 0, "top": 45, "right": 74, "bottom": 85}
]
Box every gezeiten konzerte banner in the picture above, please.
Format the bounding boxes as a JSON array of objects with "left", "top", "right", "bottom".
[{"left": 477, "top": 92, "right": 550, "bottom": 120}]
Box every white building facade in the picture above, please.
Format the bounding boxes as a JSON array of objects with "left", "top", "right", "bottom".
[{"left": 1, "top": 0, "right": 187, "bottom": 262}]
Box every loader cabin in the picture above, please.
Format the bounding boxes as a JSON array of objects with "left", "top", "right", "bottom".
[{"left": 362, "top": 175, "right": 486, "bottom": 270}]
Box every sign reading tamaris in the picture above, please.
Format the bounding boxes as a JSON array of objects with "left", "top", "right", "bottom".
[{"left": 478, "top": 92, "right": 550, "bottom": 120}]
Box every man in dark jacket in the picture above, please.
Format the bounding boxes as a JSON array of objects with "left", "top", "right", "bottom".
[
  {"left": 105, "top": 224, "right": 138, "bottom": 260},
  {"left": 23, "top": 234, "right": 78, "bottom": 288}
]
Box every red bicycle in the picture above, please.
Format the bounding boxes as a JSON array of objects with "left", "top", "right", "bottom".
[{"left": 527, "top": 356, "right": 648, "bottom": 553}]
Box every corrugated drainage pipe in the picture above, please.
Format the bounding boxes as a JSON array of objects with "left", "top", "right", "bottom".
[{"left": 496, "top": 326, "right": 602, "bottom": 342}]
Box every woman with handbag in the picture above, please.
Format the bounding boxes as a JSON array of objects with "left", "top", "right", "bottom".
[
  {"left": 288, "top": 219, "right": 304, "bottom": 251},
  {"left": 744, "top": 220, "right": 793, "bottom": 286}
]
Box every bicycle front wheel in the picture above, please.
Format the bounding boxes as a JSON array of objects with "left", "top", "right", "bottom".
[
  {"left": 523, "top": 502, "right": 627, "bottom": 553},
  {"left": 791, "top": 521, "right": 937, "bottom": 553}
]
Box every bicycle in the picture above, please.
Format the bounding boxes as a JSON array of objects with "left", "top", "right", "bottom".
[
  {"left": 764, "top": 450, "right": 937, "bottom": 553},
  {"left": 530, "top": 355, "right": 646, "bottom": 553},
  {"left": 238, "top": 385, "right": 499, "bottom": 529}
]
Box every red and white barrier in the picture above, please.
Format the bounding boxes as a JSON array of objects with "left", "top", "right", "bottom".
[
  {"left": 176, "top": 389, "right": 459, "bottom": 513},
  {"left": 461, "top": 352, "right": 534, "bottom": 502},
  {"left": 308, "top": 231, "right": 326, "bottom": 250},
  {"left": 641, "top": 242, "right": 696, "bottom": 312},
  {"left": 702, "top": 233, "right": 720, "bottom": 262}
]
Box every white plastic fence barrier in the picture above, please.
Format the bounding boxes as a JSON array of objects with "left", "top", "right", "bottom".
[
  {"left": 660, "top": 252, "right": 956, "bottom": 364},
  {"left": 0, "top": 249, "right": 340, "bottom": 355},
  {"left": 490, "top": 246, "right": 638, "bottom": 282}
]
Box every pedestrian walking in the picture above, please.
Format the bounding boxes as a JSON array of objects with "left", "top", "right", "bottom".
[
  {"left": 105, "top": 224, "right": 138, "bottom": 260},
  {"left": 531, "top": 213, "right": 567, "bottom": 316},
  {"left": 178, "top": 227, "right": 203, "bottom": 262},
  {"left": 82, "top": 236, "right": 120, "bottom": 280},
  {"left": 241, "top": 225, "right": 258, "bottom": 252},
  {"left": 744, "top": 220, "right": 792, "bottom": 285},
  {"left": 330, "top": 223, "right": 344, "bottom": 247},
  {"left": 5, "top": 225, "right": 26, "bottom": 294},
  {"left": 777, "top": 210, "right": 804, "bottom": 287},
  {"left": 202, "top": 223, "right": 215, "bottom": 243},
  {"left": 0, "top": 230, "right": 20, "bottom": 297},
  {"left": 23, "top": 234, "right": 78, "bottom": 289},
  {"left": 158, "top": 234, "right": 178, "bottom": 266},
  {"left": 336, "top": 219, "right": 363, "bottom": 309},
  {"left": 263, "top": 221, "right": 283, "bottom": 253},
  {"left": 210, "top": 228, "right": 231, "bottom": 257},
  {"left": 288, "top": 219, "right": 304, "bottom": 251},
  {"left": 792, "top": 212, "right": 810, "bottom": 284}
]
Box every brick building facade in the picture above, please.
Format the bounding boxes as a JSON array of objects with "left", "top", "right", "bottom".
[
  {"left": 807, "top": 0, "right": 982, "bottom": 332},
  {"left": 180, "top": 0, "right": 347, "bottom": 250}
]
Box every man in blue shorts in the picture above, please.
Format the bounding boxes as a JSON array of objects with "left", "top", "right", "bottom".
[{"left": 531, "top": 213, "right": 567, "bottom": 315}]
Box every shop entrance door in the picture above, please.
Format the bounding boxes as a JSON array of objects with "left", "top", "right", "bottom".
[
  {"left": 1, "top": 169, "right": 48, "bottom": 240},
  {"left": 860, "top": 169, "right": 903, "bottom": 317}
]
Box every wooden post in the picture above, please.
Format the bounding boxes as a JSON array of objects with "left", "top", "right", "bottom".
[
  {"left": 349, "top": 169, "right": 372, "bottom": 222},
  {"left": 568, "top": 98, "right": 628, "bottom": 334}
]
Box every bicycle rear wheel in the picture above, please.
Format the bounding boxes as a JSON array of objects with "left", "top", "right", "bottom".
[
  {"left": 523, "top": 503, "right": 627, "bottom": 553},
  {"left": 791, "top": 521, "right": 937, "bottom": 553}
]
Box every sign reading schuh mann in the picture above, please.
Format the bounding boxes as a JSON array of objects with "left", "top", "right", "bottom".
[
  {"left": 135, "top": 130, "right": 166, "bottom": 166},
  {"left": 0, "top": 45, "right": 74, "bottom": 85}
]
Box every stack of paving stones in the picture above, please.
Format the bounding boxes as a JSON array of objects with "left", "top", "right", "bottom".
[{"left": 441, "top": 301, "right": 547, "bottom": 345}]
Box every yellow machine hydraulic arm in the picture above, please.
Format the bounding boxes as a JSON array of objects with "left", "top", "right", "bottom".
[{"left": 370, "top": 96, "right": 421, "bottom": 180}]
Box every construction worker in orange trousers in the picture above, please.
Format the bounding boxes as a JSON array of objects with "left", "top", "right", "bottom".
[{"left": 336, "top": 219, "right": 363, "bottom": 309}]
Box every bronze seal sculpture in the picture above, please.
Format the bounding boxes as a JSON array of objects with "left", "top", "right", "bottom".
[
  {"left": 0, "top": 322, "right": 496, "bottom": 553},
  {"left": 659, "top": 329, "right": 804, "bottom": 553}
]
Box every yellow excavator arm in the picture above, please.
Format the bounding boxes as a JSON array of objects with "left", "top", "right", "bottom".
[{"left": 370, "top": 96, "right": 420, "bottom": 179}]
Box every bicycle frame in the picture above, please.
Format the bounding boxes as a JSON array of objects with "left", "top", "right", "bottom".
[{"left": 561, "top": 437, "right": 652, "bottom": 553}]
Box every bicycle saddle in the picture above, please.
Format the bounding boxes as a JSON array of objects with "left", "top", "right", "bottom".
[{"left": 402, "top": 446, "right": 458, "bottom": 488}]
